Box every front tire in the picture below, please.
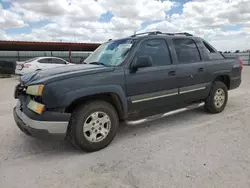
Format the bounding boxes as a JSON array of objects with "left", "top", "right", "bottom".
[
  {"left": 69, "top": 101, "right": 119, "bottom": 152},
  {"left": 204, "top": 81, "right": 228, "bottom": 113}
]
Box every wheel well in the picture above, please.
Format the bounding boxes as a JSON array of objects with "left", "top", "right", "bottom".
[
  {"left": 214, "top": 75, "right": 230, "bottom": 89},
  {"left": 65, "top": 93, "right": 124, "bottom": 120}
]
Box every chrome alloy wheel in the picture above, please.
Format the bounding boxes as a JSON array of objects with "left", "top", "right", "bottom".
[
  {"left": 83, "top": 111, "right": 111, "bottom": 143},
  {"left": 214, "top": 88, "right": 225, "bottom": 108}
]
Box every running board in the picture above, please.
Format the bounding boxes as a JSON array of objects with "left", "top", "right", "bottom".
[{"left": 126, "top": 102, "right": 205, "bottom": 125}]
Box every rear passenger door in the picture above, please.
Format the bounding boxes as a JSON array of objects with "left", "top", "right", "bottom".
[
  {"left": 125, "top": 38, "right": 178, "bottom": 114},
  {"left": 173, "top": 38, "right": 210, "bottom": 102}
]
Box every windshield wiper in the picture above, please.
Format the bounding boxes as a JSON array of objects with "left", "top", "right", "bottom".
[{"left": 84, "top": 62, "right": 111, "bottom": 67}]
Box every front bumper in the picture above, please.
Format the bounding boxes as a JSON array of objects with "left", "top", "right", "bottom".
[{"left": 13, "top": 102, "right": 70, "bottom": 140}]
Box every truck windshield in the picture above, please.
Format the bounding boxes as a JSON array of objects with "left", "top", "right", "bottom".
[{"left": 84, "top": 39, "right": 135, "bottom": 66}]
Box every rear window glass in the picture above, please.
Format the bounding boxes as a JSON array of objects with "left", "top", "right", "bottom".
[{"left": 24, "top": 57, "right": 39, "bottom": 63}]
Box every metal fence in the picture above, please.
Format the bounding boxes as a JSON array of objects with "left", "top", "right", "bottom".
[
  {"left": 223, "top": 52, "right": 250, "bottom": 65},
  {"left": 1, "top": 50, "right": 250, "bottom": 65},
  {"left": 0, "top": 51, "right": 93, "bottom": 64}
]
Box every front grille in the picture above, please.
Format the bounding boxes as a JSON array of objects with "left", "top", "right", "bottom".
[{"left": 32, "top": 96, "right": 43, "bottom": 103}]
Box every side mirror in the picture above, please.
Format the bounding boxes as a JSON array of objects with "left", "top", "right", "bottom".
[{"left": 132, "top": 56, "right": 153, "bottom": 70}]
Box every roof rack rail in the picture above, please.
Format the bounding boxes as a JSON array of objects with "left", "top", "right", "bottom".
[
  {"left": 131, "top": 31, "right": 193, "bottom": 37},
  {"left": 163, "top": 32, "right": 193, "bottom": 36},
  {"left": 131, "top": 31, "right": 162, "bottom": 37}
]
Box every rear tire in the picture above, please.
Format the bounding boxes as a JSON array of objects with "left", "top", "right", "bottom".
[
  {"left": 204, "top": 81, "right": 228, "bottom": 113},
  {"left": 69, "top": 100, "right": 119, "bottom": 152}
]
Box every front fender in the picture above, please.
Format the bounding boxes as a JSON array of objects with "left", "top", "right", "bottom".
[{"left": 60, "top": 85, "right": 128, "bottom": 114}]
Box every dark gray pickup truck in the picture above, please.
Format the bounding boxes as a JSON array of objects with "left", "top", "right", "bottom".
[{"left": 13, "top": 31, "right": 242, "bottom": 152}]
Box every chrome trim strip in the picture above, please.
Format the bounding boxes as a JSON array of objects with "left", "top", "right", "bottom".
[
  {"left": 179, "top": 87, "right": 206, "bottom": 94},
  {"left": 132, "top": 92, "right": 178, "bottom": 104},
  {"left": 131, "top": 83, "right": 209, "bottom": 104},
  {"left": 15, "top": 107, "right": 69, "bottom": 134}
]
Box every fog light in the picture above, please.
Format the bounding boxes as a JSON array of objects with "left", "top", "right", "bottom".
[{"left": 27, "top": 100, "right": 45, "bottom": 114}]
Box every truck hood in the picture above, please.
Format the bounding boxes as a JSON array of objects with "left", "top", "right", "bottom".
[{"left": 20, "top": 64, "right": 115, "bottom": 85}]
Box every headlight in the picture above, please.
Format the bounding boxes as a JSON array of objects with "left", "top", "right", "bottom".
[
  {"left": 27, "top": 100, "right": 45, "bottom": 114},
  {"left": 26, "top": 84, "right": 44, "bottom": 96}
]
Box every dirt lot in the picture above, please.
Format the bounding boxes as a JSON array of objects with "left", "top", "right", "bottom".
[{"left": 0, "top": 68, "right": 250, "bottom": 188}]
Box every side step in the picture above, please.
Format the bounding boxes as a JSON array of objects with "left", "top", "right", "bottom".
[{"left": 126, "top": 102, "right": 205, "bottom": 125}]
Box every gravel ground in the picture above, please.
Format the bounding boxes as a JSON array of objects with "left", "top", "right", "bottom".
[{"left": 0, "top": 68, "right": 250, "bottom": 188}]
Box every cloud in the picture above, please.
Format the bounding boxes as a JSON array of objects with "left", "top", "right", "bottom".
[
  {"left": 10, "top": 0, "right": 106, "bottom": 23},
  {"left": 110, "top": 17, "right": 141, "bottom": 30},
  {"left": 141, "top": 0, "right": 250, "bottom": 51},
  {"left": 1, "top": 0, "right": 250, "bottom": 50},
  {"left": 180, "top": 0, "right": 250, "bottom": 27},
  {"left": 0, "top": 4, "right": 28, "bottom": 29},
  {"left": 99, "top": 0, "right": 174, "bottom": 21},
  {"left": 0, "top": 30, "right": 6, "bottom": 38}
]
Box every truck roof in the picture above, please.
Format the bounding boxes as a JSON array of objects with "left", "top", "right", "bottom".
[{"left": 109, "top": 31, "right": 200, "bottom": 43}]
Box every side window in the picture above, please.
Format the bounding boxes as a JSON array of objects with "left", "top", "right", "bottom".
[
  {"left": 173, "top": 38, "right": 201, "bottom": 64},
  {"left": 135, "top": 39, "right": 172, "bottom": 66},
  {"left": 39, "top": 58, "right": 53, "bottom": 64},
  {"left": 47, "top": 58, "right": 53, "bottom": 64},
  {"left": 38, "top": 58, "right": 49, "bottom": 64},
  {"left": 53, "top": 59, "right": 66, "bottom": 64}
]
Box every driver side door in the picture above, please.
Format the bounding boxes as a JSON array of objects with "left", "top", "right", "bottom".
[{"left": 125, "top": 38, "right": 178, "bottom": 118}]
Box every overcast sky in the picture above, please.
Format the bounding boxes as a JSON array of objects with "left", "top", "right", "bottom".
[{"left": 0, "top": 0, "right": 250, "bottom": 51}]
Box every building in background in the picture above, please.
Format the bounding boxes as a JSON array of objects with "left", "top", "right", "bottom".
[{"left": 0, "top": 41, "right": 101, "bottom": 64}]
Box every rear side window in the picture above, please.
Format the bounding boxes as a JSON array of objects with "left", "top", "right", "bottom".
[
  {"left": 135, "top": 39, "right": 172, "bottom": 66},
  {"left": 38, "top": 58, "right": 53, "bottom": 64},
  {"left": 53, "top": 59, "right": 66, "bottom": 64},
  {"left": 173, "top": 39, "right": 201, "bottom": 63},
  {"left": 24, "top": 57, "right": 39, "bottom": 63}
]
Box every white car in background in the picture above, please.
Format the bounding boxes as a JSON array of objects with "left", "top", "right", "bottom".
[{"left": 15, "top": 57, "right": 75, "bottom": 75}]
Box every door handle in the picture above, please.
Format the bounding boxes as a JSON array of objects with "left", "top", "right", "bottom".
[
  {"left": 168, "top": 70, "right": 176, "bottom": 76},
  {"left": 198, "top": 68, "right": 204, "bottom": 72}
]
